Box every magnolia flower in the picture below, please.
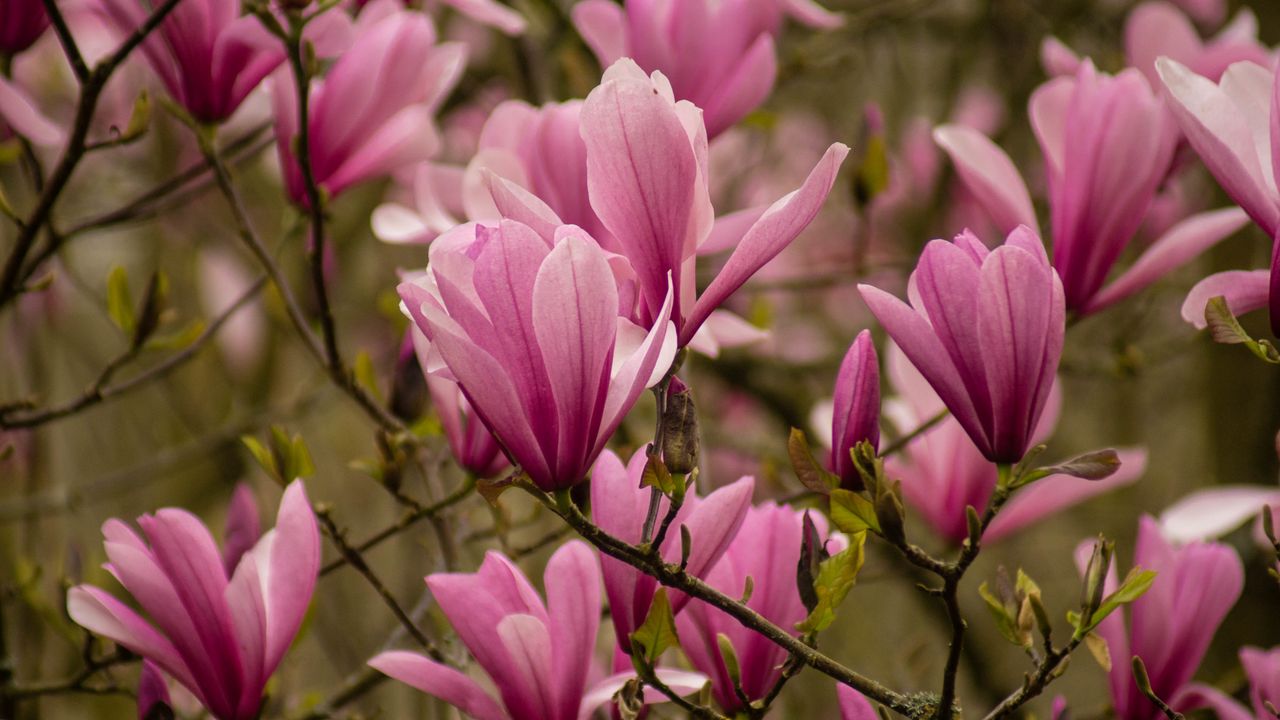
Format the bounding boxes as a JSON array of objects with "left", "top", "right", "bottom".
[
  {"left": 571, "top": 0, "right": 840, "bottom": 137},
  {"left": 1157, "top": 484, "right": 1280, "bottom": 545},
  {"left": 137, "top": 661, "right": 170, "bottom": 720},
  {"left": 677, "top": 502, "right": 843, "bottom": 711},
  {"left": 100, "top": 0, "right": 286, "bottom": 122},
  {"left": 1158, "top": 58, "right": 1280, "bottom": 334},
  {"left": 568, "top": 60, "right": 847, "bottom": 347},
  {"left": 370, "top": 542, "right": 707, "bottom": 720},
  {"left": 590, "top": 449, "right": 754, "bottom": 649},
  {"left": 398, "top": 220, "right": 676, "bottom": 491},
  {"left": 1078, "top": 516, "right": 1244, "bottom": 720},
  {"left": 882, "top": 343, "right": 1145, "bottom": 544},
  {"left": 67, "top": 481, "right": 320, "bottom": 720},
  {"left": 858, "top": 226, "right": 1064, "bottom": 464},
  {"left": 372, "top": 100, "right": 607, "bottom": 246},
  {"left": 830, "top": 330, "right": 880, "bottom": 490},
  {"left": 272, "top": 4, "right": 463, "bottom": 204},
  {"left": 1, "top": 0, "right": 47, "bottom": 55},
  {"left": 0, "top": 73, "right": 61, "bottom": 146},
  {"left": 839, "top": 686, "right": 877, "bottom": 720},
  {"left": 937, "top": 60, "right": 1247, "bottom": 315},
  {"left": 1179, "top": 646, "right": 1280, "bottom": 720},
  {"left": 404, "top": 322, "right": 507, "bottom": 477},
  {"left": 1042, "top": 2, "right": 1271, "bottom": 88}
]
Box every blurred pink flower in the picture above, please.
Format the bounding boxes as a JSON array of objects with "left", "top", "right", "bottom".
[
  {"left": 590, "top": 448, "right": 754, "bottom": 650},
  {"left": 830, "top": 330, "right": 880, "bottom": 490},
  {"left": 101, "top": 0, "right": 285, "bottom": 122},
  {"left": 571, "top": 0, "right": 840, "bottom": 137},
  {"left": 197, "top": 248, "right": 266, "bottom": 377},
  {"left": 0, "top": 0, "right": 47, "bottom": 55},
  {"left": 1159, "top": 58, "right": 1280, "bottom": 334},
  {"left": 882, "top": 343, "right": 1145, "bottom": 544},
  {"left": 370, "top": 542, "right": 707, "bottom": 719},
  {"left": 858, "top": 226, "right": 1064, "bottom": 464},
  {"left": 1077, "top": 516, "right": 1243, "bottom": 720},
  {"left": 1157, "top": 484, "right": 1280, "bottom": 545},
  {"left": 938, "top": 61, "right": 1247, "bottom": 315},
  {"left": 838, "top": 686, "right": 877, "bottom": 720},
  {"left": 137, "top": 660, "right": 170, "bottom": 720},
  {"left": 398, "top": 220, "right": 676, "bottom": 491},
  {"left": 272, "top": 4, "right": 463, "bottom": 204},
  {"left": 67, "top": 481, "right": 320, "bottom": 720},
  {"left": 1179, "top": 646, "right": 1280, "bottom": 720},
  {"left": 676, "top": 502, "right": 842, "bottom": 711}
]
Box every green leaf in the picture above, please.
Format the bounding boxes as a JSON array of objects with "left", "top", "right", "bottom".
[
  {"left": 788, "top": 428, "right": 839, "bottom": 495},
  {"left": 106, "top": 266, "right": 135, "bottom": 334},
  {"left": 716, "top": 633, "right": 742, "bottom": 685},
  {"left": 122, "top": 90, "right": 152, "bottom": 142},
  {"left": 640, "top": 454, "right": 676, "bottom": 495},
  {"left": 1084, "top": 632, "right": 1111, "bottom": 672},
  {"left": 145, "top": 320, "right": 205, "bottom": 352},
  {"left": 830, "top": 488, "right": 880, "bottom": 534},
  {"left": 630, "top": 588, "right": 680, "bottom": 665},
  {"left": 1086, "top": 568, "right": 1156, "bottom": 632},
  {"left": 796, "top": 531, "right": 866, "bottom": 635},
  {"left": 353, "top": 351, "right": 384, "bottom": 403},
  {"left": 241, "top": 435, "right": 277, "bottom": 480},
  {"left": 854, "top": 134, "right": 890, "bottom": 205},
  {"left": 979, "top": 581, "right": 1024, "bottom": 647},
  {"left": 1205, "top": 295, "right": 1280, "bottom": 363},
  {"left": 1016, "top": 449, "right": 1122, "bottom": 487}
]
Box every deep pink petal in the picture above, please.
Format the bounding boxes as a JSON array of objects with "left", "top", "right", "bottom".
[
  {"left": 1180, "top": 269, "right": 1271, "bottom": 329},
  {"left": 369, "top": 651, "right": 507, "bottom": 720}
]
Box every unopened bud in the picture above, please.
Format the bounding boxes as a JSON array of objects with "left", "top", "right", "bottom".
[
  {"left": 661, "top": 377, "right": 699, "bottom": 474},
  {"left": 874, "top": 483, "right": 906, "bottom": 546}
]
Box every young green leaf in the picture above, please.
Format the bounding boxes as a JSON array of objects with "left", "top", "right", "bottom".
[
  {"left": 829, "top": 489, "right": 880, "bottom": 534},
  {"left": 796, "top": 531, "right": 866, "bottom": 635},
  {"left": 630, "top": 588, "right": 680, "bottom": 665},
  {"left": 788, "top": 428, "right": 839, "bottom": 495},
  {"left": 106, "top": 266, "right": 135, "bottom": 334}
]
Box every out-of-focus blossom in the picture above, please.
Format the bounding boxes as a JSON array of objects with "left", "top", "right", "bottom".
[
  {"left": 571, "top": 0, "right": 840, "bottom": 137},
  {"left": 67, "top": 481, "right": 320, "bottom": 720},
  {"left": 858, "top": 227, "right": 1064, "bottom": 464},
  {"left": 1078, "top": 516, "right": 1244, "bottom": 720},
  {"left": 1157, "top": 484, "right": 1280, "bottom": 545},
  {"left": 101, "top": 0, "right": 285, "bottom": 123},
  {"left": 838, "top": 686, "right": 877, "bottom": 720},
  {"left": 882, "top": 344, "right": 1145, "bottom": 544},
  {"left": 570, "top": 60, "right": 847, "bottom": 347},
  {"left": 1043, "top": 2, "right": 1271, "bottom": 88},
  {"left": 1, "top": 0, "right": 47, "bottom": 56},
  {"left": 938, "top": 61, "right": 1247, "bottom": 315},
  {"left": 1159, "top": 58, "right": 1280, "bottom": 334},
  {"left": 398, "top": 220, "right": 676, "bottom": 491},
  {"left": 830, "top": 330, "right": 880, "bottom": 490},
  {"left": 677, "top": 502, "right": 842, "bottom": 711},
  {"left": 590, "top": 449, "right": 754, "bottom": 649},
  {"left": 197, "top": 248, "right": 266, "bottom": 378},
  {"left": 137, "top": 661, "right": 171, "bottom": 720},
  {"left": 272, "top": 5, "right": 463, "bottom": 204},
  {"left": 1172, "top": 0, "right": 1225, "bottom": 27},
  {"left": 1178, "top": 647, "right": 1280, "bottom": 720},
  {"left": 403, "top": 318, "right": 507, "bottom": 477},
  {"left": 0, "top": 73, "right": 61, "bottom": 145},
  {"left": 373, "top": 100, "right": 606, "bottom": 246},
  {"left": 370, "top": 542, "right": 707, "bottom": 720}
]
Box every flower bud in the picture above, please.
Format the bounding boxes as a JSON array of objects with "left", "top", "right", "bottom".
[{"left": 661, "top": 377, "right": 700, "bottom": 475}]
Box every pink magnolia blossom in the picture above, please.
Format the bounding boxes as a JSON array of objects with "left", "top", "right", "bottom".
[
  {"left": 676, "top": 502, "right": 843, "bottom": 711},
  {"left": 1078, "top": 516, "right": 1244, "bottom": 720},
  {"left": 137, "top": 660, "right": 170, "bottom": 720},
  {"left": 857, "top": 226, "right": 1064, "bottom": 464},
  {"left": 1, "top": 0, "right": 47, "bottom": 55},
  {"left": 882, "top": 343, "right": 1145, "bottom": 544},
  {"left": 569, "top": 59, "right": 847, "bottom": 346},
  {"left": 839, "top": 686, "right": 877, "bottom": 720},
  {"left": 370, "top": 542, "right": 707, "bottom": 720},
  {"left": 1179, "top": 646, "right": 1280, "bottom": 720},
  {"left": 101, "top": 0, "right": 285, "bottom": 122},
  {"left": 1157, "top": 484, "right": 1280, "bottom": 545},
  {"left": 404, "top": 320, "right": 507, "bottom": 477},
  {"left": 830, "top": 330, "right": 880, "bottom": 490},
  {"left": 590, "top": 448, "right": 754, "bottom": 649},
  {"left": 1043, "top": 2, "right": 1271, "bottom": 88},
  {"left": 398, "top": 219, "right": 676, "bottom": 491},
  {"left": 937, "top": 61, "right": 1248, "bottom": 315},
  {"left": 67, "top": 481, "right": 320, "bottom": 720},
  {"left": 571, "top": 0, "right": 840, "bottom": 138},
  {"left": 272, "top": 5, "right": 463, "bottom": 204},
  {"left": 1158, "top": 58, "right": 1280, "bottom": 334},
  {"left": 0, "top": 73, "right": 61, "bottom": 145}
]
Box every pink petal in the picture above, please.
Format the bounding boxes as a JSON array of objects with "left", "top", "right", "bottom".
[
  {"left": 1158, "top": 485, "right": 1280, "bottom": 544},
  {"left": 0, "top": 75, "right": 62, "bottom": 146},
  {"left": 495, "top": 614, "right": 555, "bottom": 718},
  {"left": 666, "top": 477, "right": 755, "bottom": 614},
  {"left": 545, "top": 542, "right": 602, "bottom": 719},
  {"left": 699, "top": 205, "right": 768, "bottom": 256},
  {"left": 699, "top": 33, "right": 776, "bottom": 138},
  {"left": 683, "top": 143, "right": 849, "bottom": 343},
  {"left": 578, "top": 669, "right": 708, "bottom": 720},
  {"left": 1180, "top": 269, "right": 1271, "bottom": 329},
  {"left": 933, "top": 125, "right": 1037, "bottom": 235},
  {"left": 261, "top": 480, "right": 319, "bottom": 674},
  {"left": 838, "top": 685, "right": 878, "bottom": 720},
  {"left": 572, "top": 0, "right": 628, "bottom": 67},
  {"left": 784, "top": 0, "right": 843, "bottom": 28},
  {"left": 137, "top": 661, "right": 172, "bottom": 720},
  {"left": 600, "top": 281, "right": 677, "bottom": 450},
  {"left": 440, "top": 0, "right": 526, "bottom": 35},
  {"left": 222, "top": 484, "right": 261, "bottom": 578},
  {"left": 1086, "top": 207, "right": 1249, "bottom": 313},
  {"left": 1173, "top": 683, "right": 1255, "bottom": 720},
  {"left": 369, "top": 651, "right": 507, "bottom": 720},
  {"left": 484, "top": 170, "right": 565, "bottom": 242},
  {"left": 1040, "top": 36, "right": 1082, "bottom": 77},
  {"left": 224, "top": 545, "right": 267, "bottom": 717}
]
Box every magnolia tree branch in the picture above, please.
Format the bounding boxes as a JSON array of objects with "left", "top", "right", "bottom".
[
  {"left": 0, "top": 0, "right": 187, "bottom": 307},
  {"left": 534, "top": 489, "right": 914, "bottom": 715}
]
